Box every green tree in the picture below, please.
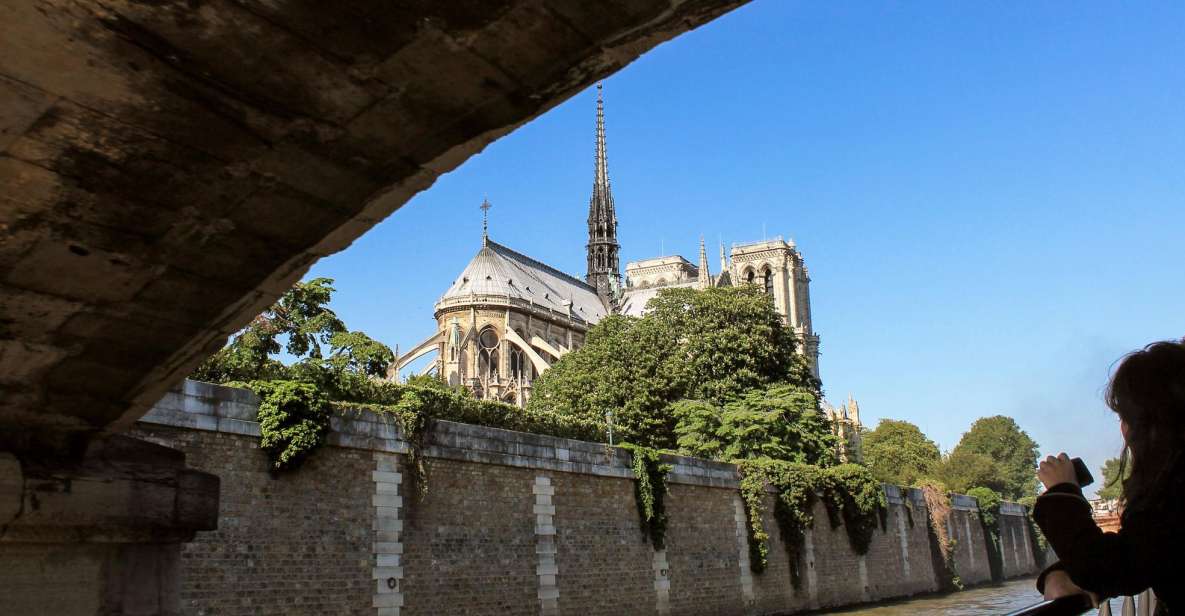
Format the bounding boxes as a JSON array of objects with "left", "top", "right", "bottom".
[
  {"left": 1097, "top": 457, "right": 1128, "bottom": 501},
  {"left": 192, "top": 277, "right": 394, "bottom": 392},
  {"left": 948, "top": 415, "right": 1040, "bottom": 500},
  {"left": 672, "top": 384, "right": 837, "bottom": 464},
  {"left": 529, "top": 286, "right": 817, "bottom": 448},
  {"left": 862, "top": 419, "right": 941, "bottom": 486},
  {"left": 937, "top": 448, "right": 1008, "bottom": 495}
]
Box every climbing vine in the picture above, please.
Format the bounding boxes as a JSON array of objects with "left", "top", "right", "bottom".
[
  {"left": 240, "top": 380, "right": 332, "bottom": 472},
  {"left": 621, "top": 444, "right": 672, "bottom": 548},
  {"left": 829, "top": 464, "right": 889, "bottom": 554},
  {"left": 967, "top": 486, "right": 1005, "bottom": 583},
  {"left": 737, "top": 460, "right": 886, "bottom": 582},
  {"left": 236, "top": 379, "right": 607, "bottom": 480},
  {"left": 921, "top": 482, "right": 963, "bottom": 591}
]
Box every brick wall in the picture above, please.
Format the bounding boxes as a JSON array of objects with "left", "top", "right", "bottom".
[
  {"left": 131, "top": 424, "right": 374, "bottom": 615},
  {"left": 135, "top": 381, "right": 1041, "bottom": 616}
]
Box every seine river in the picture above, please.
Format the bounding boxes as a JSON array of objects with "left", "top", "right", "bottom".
[{"left": 823, "top": 577, "right": 1045, "bottom": 615}]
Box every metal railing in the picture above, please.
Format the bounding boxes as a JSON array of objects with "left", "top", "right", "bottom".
[
  {"left": 1099, "top": 589, "right": 1157, "bottom": 616},
  {"left": 1005, "top": 590, "right": 1158, "bottom": 616}
]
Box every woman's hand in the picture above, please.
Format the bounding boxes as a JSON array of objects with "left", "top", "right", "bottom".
[
  {"left": 1043, "top": 570, "right": 1098, "bottom": 606},
  {"left": 1038, "top": 453, "right": 1079, "bottom": 490}
]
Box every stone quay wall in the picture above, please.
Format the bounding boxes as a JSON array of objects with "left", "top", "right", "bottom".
[{"left": 130, "top": 380, "right": 1041, "bottom": 616}]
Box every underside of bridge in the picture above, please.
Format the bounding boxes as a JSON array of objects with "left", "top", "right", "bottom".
[
  {"left": 0, "top": 1, "right": 746, "bottom": 612},
  {"left": 1, "top": 0, "right": 747, "bottom": 454}
]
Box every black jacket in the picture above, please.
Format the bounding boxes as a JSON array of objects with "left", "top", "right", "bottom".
[{"left": 1034, "top": 483, "right": 1179, "bottom": 614}]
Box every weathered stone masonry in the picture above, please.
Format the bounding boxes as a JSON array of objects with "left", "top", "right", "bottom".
[{"left": 131, "top": 381, "right": 1040, "bottom": 615}]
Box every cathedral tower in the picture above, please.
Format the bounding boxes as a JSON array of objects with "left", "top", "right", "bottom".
[{"left": 585, "top": 83, "right": 621, "bottom": 301}]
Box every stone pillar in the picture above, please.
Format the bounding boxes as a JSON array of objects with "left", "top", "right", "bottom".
[{"left": 0, "top": 435, "right": 219, "bottom": 615}]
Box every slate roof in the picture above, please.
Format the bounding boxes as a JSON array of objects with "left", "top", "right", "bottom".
[
  {"left": 437, "top": 239, "right": 609, "bottom": 324},
  {"left": 618, "top": 280, "right": 697, "bottom": 317}
]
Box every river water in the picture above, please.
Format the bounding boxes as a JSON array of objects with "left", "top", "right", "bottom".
[{"left": 822, "top": 577, "right": 1046, "bottom": 615}]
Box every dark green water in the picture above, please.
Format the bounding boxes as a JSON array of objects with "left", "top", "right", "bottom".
[{"left": 823, "top": 577, "right": 1045, "bottom": 615}]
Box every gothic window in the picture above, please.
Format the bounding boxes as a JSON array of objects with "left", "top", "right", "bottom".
[
  {"left": 509, "top": 346, "right": 524, "bottom": 380},
  {"left": 763, "top": 268, "right": 773, "bottom": 295},
  {"left": 477, "top": 327, "right": 500, "bottom": 389}
]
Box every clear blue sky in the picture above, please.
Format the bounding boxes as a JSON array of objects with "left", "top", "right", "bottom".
[{"left": 307, "top": 2, "right": 1184, "bottom": 496}]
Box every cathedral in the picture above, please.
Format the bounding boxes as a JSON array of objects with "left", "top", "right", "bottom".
[{"left": 391, "top": 83, "right": 860, "bottom": 456}]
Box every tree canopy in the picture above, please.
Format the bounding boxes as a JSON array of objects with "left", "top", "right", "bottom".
[
  {"left": 937, "top": 448, "right": 1007, "bottom": 495},
  {"left": 528, "top": 285, "right": 820, "bottom": 451},
  {"left": 947, "top": 415, "right": 1040, "bottom": 500},
  {"left": 1097, "top": 457, "right": 1128, "bottom": 501},
  {"left": 862, "top": 419, "right": 942, "bottom": 486},
  {"left": 192, "top": 277, "right": 394, "bottom": 397},
  {"left": 671, "top": 384, "right": 837, "bottom": 465}
]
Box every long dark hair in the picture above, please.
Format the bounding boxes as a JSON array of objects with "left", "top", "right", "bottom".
[{"left": 1106, "top": 340, "right": 1185, "bottom": 515}]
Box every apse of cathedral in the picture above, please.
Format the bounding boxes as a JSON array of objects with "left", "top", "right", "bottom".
[{"left": 390, "top": 83, "right": 858, "bottom": 457}]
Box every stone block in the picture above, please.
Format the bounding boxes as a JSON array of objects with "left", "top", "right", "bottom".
[
  {"left": 373, "top": 593, "right": 403, "bottom": 608},
  {"left": 373, "top": 493, "right": 402, "bottom": 508},
  {"left": 373, "top": 542, "right": 402, "bottom": 554},
  {"left": 216, "top": 418, "right": 261, "bottom": 437},
  {"left": 373, "top": 566, "right": 403, "bottom": 580},
  {"left": 376, "top": 554, "right": 401, "bottom": 567},
  {"left": 374, "top": 516, "right": 402, "bottom": 532},
  {"left": 373, "top": 471, "right": 402, "bottom": 484},
  {"left": 375, "top": 456, "right": 401, "bottom": 472}
]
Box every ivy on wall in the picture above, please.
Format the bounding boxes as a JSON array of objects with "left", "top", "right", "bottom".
[
  {"left": 967, "top": 486, "right": 1005, "bottom": 583},
  {"left": 238, "top": 380, "right": 331, "bottom": 471},
  {"left": 737, "top": 460, "right": 886, "bottom": 582},
  {"left": 236, "top": 379, "right": 607, "bottom": 478},
  {"left": 621, "top": 444, "right": 672, "bottom": 548},
  {"left": 920, "top": 482, "right": 963, "bottom": 591}
]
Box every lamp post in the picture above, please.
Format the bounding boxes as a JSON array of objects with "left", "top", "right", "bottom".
[{"left": 605, "top": 410, "right": 614, "bottom": 446}]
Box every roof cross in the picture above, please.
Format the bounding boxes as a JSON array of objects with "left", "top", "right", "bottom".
[{"left": 480, "top": 197, "right": 492, "bottom": 244}]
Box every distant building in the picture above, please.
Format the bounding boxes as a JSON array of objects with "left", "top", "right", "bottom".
[
  {"left": 1090, "top": 498, "right": 1121, "bottom": 532},
  {"left": 619, "top": 236, "right": 820, "bottom": 380},
  {"left": 824, "top": 395, "right": 865, "bottom": 464},
  {"left": 392, "top": 84, "right": 830, "bottom": 410}
]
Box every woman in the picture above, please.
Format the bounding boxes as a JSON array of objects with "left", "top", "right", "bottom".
[{"left": 1035, "top": 340, "right": 1185, "bottom": 614}]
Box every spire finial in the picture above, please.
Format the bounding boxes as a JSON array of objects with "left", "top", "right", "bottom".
[
  {"left": 697, "top": 235, "right": 710, "bottom": 289},
  {"left": 480, "top": 197, "right": 492, "bottom": 244},
  {"left": 594, "top": 82, "right": 608, "bottom": 193}
]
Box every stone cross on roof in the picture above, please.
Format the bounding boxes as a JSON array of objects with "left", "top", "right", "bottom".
[{"left": 480, "top": 197, "right": 492, "bottom": 244}]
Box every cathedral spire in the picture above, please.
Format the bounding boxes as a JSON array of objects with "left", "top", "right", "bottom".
[
  {"left": 586, "top": 82, "right": 621, "bottom": 302},
  {"left": 697, "top": 236, "right": 710, "bottom": 289},
  {"left": 719, "top": 239, "right": 728, "bottom": 275}
]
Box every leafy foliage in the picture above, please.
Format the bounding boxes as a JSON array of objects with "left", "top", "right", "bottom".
[
  {"left": 529, "top": 286, "right": 817, "bottom": 449},
  {"left": 671, "top": 384, "right": 837, "bottom": 464},
  {"left": 1098, "top": 457, "right": 1128, "bottom": 501},
  {"left": 737, "top": 460, "right": 886, "bottom": 577},
  {"left": 245, "top": 380, "right": 331, "bottom": 471},
  {"left": 828, "top": 464, "right": 889, "bottom": 554},
  {"left": 863, "top": 419, "right": 942, "bottom": 486},
  {"left": 937, "top": 448, "right": 1007, "bottom": 495},
  {"left": 967, "top": 486, "right": 1005, "bottom": 582},
  {"left": 192, "top": 277, "right": 395, "bottom": 392},
  {"left": 948, "top": 416, "right": 1040, "bottom": 500},
  {"left": 621, "top": 445, "right": 672, "bottom": 548}
]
